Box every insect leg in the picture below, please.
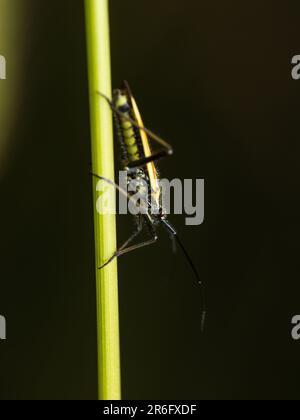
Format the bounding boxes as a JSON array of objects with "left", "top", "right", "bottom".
[
  {"left": 91, "top": 172, "right": 157, "bottom": 268},
  {"left": 91, "top": 171, "right": 151, "bottom": 215},
  {"left": 126, "top": 151, "right": 170, "bottom": 169},
  {"left": 99, "top": 232, "right": 158, "bottom": 270},
  {"left": 91, "top": 172, "right": 130, "bottom": 202},
  {"left": 99, "top": 222, "right": 142, "bottom": 269}
]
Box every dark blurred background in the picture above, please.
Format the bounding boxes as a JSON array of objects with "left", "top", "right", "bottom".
[{"left": 0, "top": 0, "right": 300, "bottom": 400}]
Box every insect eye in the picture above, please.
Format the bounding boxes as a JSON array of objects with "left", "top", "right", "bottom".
[{"left": 118, "top": 103, "right": 130, "bottom": 113}]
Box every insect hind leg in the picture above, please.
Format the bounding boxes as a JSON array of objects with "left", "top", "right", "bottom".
[
  {"left": 91, "top": 172, "right": 158, "bottom": 269},
  {"left": 99, "top": 226, "right": 158, "bottom": 269}
]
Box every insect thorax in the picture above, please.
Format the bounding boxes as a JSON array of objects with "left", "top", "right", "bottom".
[
  {"left": 126, "top": 167, "right": 163, "bottom": 218},
  {"left": 126, "top": 167, "right": 150, "bottom": 198}
]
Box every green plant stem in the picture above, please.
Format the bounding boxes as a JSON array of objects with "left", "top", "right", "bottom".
[{"left": 85, "top": 0, "right": 121, "bottom": 400}]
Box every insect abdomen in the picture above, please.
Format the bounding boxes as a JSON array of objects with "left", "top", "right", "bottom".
[{"left": 115, "top": 94, "right": 140, "bottom": 163}]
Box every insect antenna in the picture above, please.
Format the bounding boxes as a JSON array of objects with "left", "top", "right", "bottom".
[{"left": 161, "top": 219, "right": 206, "bottom": 331}]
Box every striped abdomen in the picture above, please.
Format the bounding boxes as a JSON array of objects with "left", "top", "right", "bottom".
[{"left": 114, "top": 93, "right": 140, "bottom": 164}]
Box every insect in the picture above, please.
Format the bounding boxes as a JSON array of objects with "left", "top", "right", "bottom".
[{"left": 92, "top": 81, "right": 206, "bottom": 329}]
